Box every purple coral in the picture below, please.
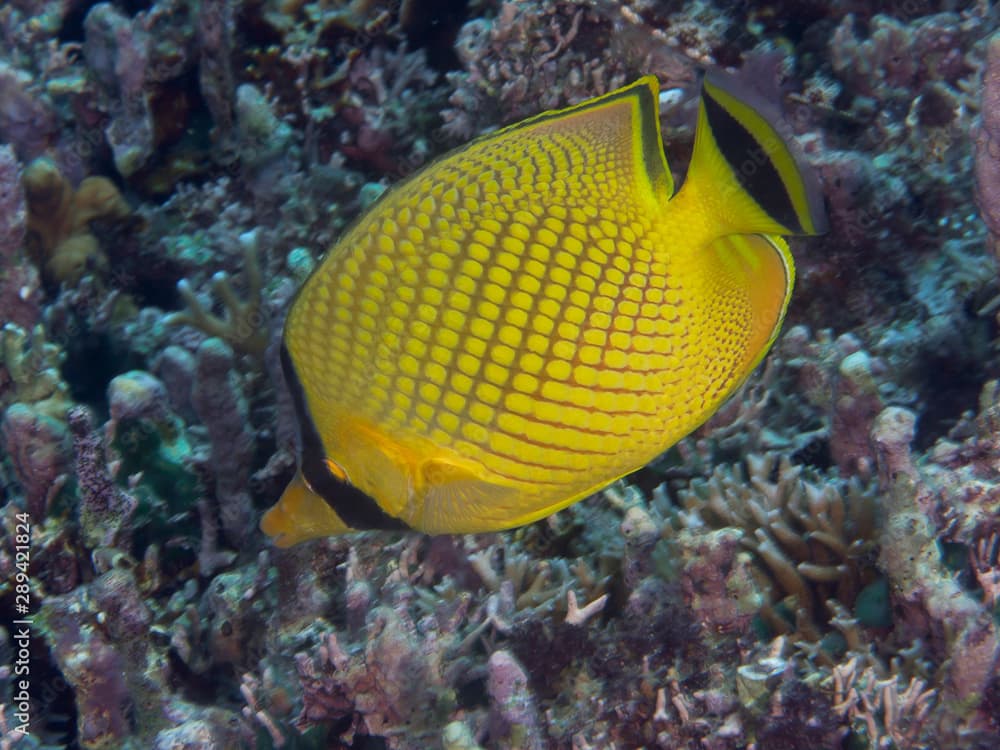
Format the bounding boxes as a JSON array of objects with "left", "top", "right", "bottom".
[
  {"left": 67, "top": 405, "right": 137, "bottom": 549},
  {"left": 83, "top": 4, "right": 155, "bottom": 178},
  {"left": 191, "top": 338, "right": 254, "bottom": 546},
  {"left": 0, "top": 145, "right": 41, "bottom": 330},
  {"left": 0, "top": 145, "right": 25, "bottom": 261},
  {"left": 487, "top": 649, "right": 545, "bottom": 750},
  {"left": 975, "top": 32, "right": 1000, "bottom": 259},
  {"left": 0, "top": 62, "right": 57, "bottom": 162},
  {"left": 197, "top": 0, "right": 236, "bottom": 156},
  {"left": 39, "top": 593, "right": 132, "bottom": 749},
  {"left": 1, "top": 402, "right": 70, "bottom": 520}
]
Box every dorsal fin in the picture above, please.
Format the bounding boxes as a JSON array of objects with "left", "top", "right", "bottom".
[{"left": 470, "top": 75, "right": 674, "bottom": 205}]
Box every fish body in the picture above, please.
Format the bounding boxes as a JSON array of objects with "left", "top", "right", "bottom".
[{"left": 262, "top": 74, "right": 827, "bottom": 546}]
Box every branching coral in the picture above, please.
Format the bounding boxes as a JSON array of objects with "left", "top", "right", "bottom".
[
  {"left": 464, "top": 534, "right": 582, "bottom": 632},
  {"left": 676, "top": 454, "right": 879, "bottom": 642},
  {"left": 167, "top": 237, "right": 268, "bottom": 356},
  {"left": 830, "top": 656, "right": 936, "bottom": 750},
  {"left": 0, "top": 323, "right": 71, "bottom": 422}
]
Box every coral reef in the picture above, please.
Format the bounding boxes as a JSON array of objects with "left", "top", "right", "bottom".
[{"left": 2, "top": 1, "right": 1000, "bottom": 749}]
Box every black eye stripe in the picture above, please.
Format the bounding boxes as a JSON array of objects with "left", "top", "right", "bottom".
[{"left": 281, "top": 343, "right": 410, "bottom": 531}]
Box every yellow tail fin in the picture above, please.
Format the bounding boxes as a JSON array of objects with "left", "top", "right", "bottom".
[{"left": 680, "top": 71, "right": 828, "bottom": 238}]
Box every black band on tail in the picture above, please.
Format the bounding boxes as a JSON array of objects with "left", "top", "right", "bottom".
[{"left": 701, "top": 88, "right": 801, "bottom": 234}]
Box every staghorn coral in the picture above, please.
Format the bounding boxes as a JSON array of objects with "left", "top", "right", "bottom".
[
  {"left": 167, "top": 236, "right": 268, "bottom": 357},
  {"left": 676, "top": 453, "right": 879, "bottom": 643},
  {"left": 829, "top": 655, "right": 936, "bottom": 750},
  {"left": 466, "top": 537, "right": 568, "bottom": 615}
]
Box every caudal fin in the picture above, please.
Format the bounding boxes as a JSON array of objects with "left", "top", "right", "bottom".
[{"left": 682, "top": 71, "right": 828, "bottom": 238}]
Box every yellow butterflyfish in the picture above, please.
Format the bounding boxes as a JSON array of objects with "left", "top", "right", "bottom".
[{"left": 262, "top": 73, "right": 827, "bottom": 546}]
